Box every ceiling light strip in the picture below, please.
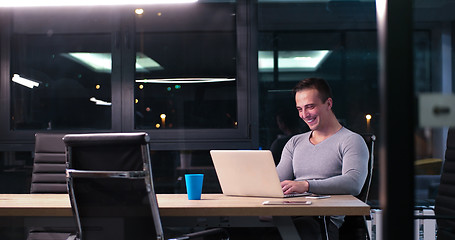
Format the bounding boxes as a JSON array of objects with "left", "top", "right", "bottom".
[
  {"left": 136, "top": 78, "right": 236, "bottom": 84},
  {"left": 0, "top": 0, "right": 197, "bottom": 7}
]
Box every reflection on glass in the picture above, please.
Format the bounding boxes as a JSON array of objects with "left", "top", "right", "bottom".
[
  {"left": 259, "top": 50, "right": 332, "bottom": 72},
  {"left": 135, "top": 80, "right": 237, "bottom": 129},
  {"left": 257, "top": 1, "right": 379, "bottom": 200},
  {"left": 62, "top": 52, "right": 162, "bottom": 73},
  {"left": 11, "top": 74, "right": 40, "bottom": 89},
  {"left": 10, "top": 34, "right": 112, "bottom": 130},
  {"left": 134, "top": 2, "right": 238, "bottom": 130}
]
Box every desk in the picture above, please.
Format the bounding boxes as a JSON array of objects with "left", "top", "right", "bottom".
[
  {"left": 0, "top": 194, "right": 370, "bottom": 239},
  {"left": 158, "top": 194, "right": 369, "bottom": 216},
  {"left": 0, "top": 194, "right": 71, "bottom": 217}
]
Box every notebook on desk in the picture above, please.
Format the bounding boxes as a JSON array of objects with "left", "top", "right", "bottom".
[{"left": 210, "top": 150, "right": 310, "bottom": 198}]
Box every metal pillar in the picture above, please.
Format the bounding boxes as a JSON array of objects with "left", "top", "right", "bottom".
[{"left": 376, "top": 0, "right": 415, "bottom": 239}]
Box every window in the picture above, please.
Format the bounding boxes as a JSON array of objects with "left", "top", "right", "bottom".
[
  {"left": 256, "top": 0, "right": 380, "bottom": 199},
  {"left": 1, "top": 1, "right": 254, "bottom": 149},
  {"left": 134, "top": 3, "right": 238, "bottom": 130},
  {"left": 10, "top": 33, "right": 112, "bottom": 130}
]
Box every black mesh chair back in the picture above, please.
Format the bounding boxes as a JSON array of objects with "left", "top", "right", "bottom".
[
  {"left": 339, "top": 134, "right": 376, "bottom": 240},
  {"left": 31, "top": 133, "right": 67, "bottom": 193},
  {"left": 64, "top": 133, "right": 228, "bottom": 240},
  {"left": 435, "top": 128, "right": 455, "bottom": 240},
  {"left": 64, "top": 132, "right": 163, "bottom": 240}
]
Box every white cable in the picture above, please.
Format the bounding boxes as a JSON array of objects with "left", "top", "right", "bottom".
[{"left": 323, "top": 216, "right": 329, "bottom": 240}]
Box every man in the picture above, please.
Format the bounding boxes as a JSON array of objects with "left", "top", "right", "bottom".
[{"left": 276, "top": 77, "right": 369, "bottom": 240}]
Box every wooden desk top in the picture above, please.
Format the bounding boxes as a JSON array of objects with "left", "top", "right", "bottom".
[
  {"left": 0, "top": 194, "right": 71, "bottom": 217},
  {"left": 159, "top": 194, "right": 370, "bottom": 216},
  {"left": 0, "top": 194, "right": 370, "bottom": 217}
]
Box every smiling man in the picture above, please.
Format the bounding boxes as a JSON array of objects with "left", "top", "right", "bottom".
[{"left": 276, "top": 77, "right": 369, "bottom": 240}]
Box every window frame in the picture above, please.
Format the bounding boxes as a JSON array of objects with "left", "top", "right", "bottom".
[{"left": 0, "top": 0, "right": 258, "bottom": 151}]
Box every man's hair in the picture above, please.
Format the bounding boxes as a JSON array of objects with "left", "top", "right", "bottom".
[{"left": 292, "top": 77, "right": 333, "bottom": 103}]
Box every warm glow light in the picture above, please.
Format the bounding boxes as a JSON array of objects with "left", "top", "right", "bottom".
[
  {"left": 160, "top": 114, "right": 166, "bottom": 128},
  {"left": 155, "top": 123, "right": 161, "bottom": 128},
  {"left": 139, "top": 84, "right": 144, "bottom": 89},
  {"left": 365, "top": 114, "right": 372, "bottom": 133},
  {"left": 0, "top": 0, "right": 197, "bottom": 7},
  {"left": 95, "top": 84, "right": 101, "bottom": 89},
  {"left": 135, "top": 8, "right": 144, "bottom": 15}
]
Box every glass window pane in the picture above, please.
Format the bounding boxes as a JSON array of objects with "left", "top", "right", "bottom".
[
  {"left": 413, "top": 3, "right": 452, "bottom": 210},
  {"left": 257, "top": 0, "right": 380, "bottom": 200},
  {"left": 10, "top": 33, "right": 112, "bottom": 130},
  {"left": 134, "top": 2, "right": 238, "bottom": 130}
]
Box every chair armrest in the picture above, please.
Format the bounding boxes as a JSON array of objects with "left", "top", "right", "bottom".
[{"left": 66, "top": 169, "right": 147, "bottom": 179}]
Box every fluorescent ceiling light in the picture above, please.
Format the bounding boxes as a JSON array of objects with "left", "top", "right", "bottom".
[
  {"left": 136, "top": 53, "right": 163, "bottom": 72},
  {"left": 61, "top": 52, "right": 162, "bottom": 73},
  {"left": 0, "top": 0, "right": 197, "bottom": 7},
  {"left": 63, "top": 53, "right": 111, "bottom": 73},
  {"left": 258, "top": 50, "right": 332, "bottom": 72},
  {"left": 258, "top": 0, "right": 374, "bottom": 2},
  {"left": 11, "top": 74, "right": 40, "bottom": 89},
  {"left": 90, "top": 97, "right": 112, "bottom": 106},
  {"left": 136, "top": 78, "right": 236, "bottom": 84}
]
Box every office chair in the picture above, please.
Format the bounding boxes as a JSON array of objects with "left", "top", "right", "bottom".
[
  {"left": 28, "top": 133, "right": 77, "bottom": 240},
  {"left": 31, "top": 133, "right": 68, "bottom": 194},
  {"left": 339, "top": 134, "right": 376, "bottom": 240},
  {"left": 434, "top": 128, "right": 455, "bottom": 240},
  {"left": 63, "top": 132, "right": 228, "bottom": 240}
]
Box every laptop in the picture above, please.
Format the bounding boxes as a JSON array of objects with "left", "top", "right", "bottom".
[{"left": 210, "top": 150, "right": 310, "bottom": 198}]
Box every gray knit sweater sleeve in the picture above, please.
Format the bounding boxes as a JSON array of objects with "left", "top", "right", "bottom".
[{"left": 276, "top": 127, "right": 369, "bottom": 195}]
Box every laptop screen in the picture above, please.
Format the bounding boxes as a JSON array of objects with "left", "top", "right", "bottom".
[{"left": 210, "top": 150, "right": 291, "bottom": 198}]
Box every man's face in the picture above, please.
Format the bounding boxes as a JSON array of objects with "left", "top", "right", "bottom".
[{"left": 295, "top": 88, "right": 332, "bottom": 131}]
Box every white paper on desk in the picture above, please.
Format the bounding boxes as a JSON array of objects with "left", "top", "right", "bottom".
[
  {"left": 262, "top": 200, "right": 312, "bottom": 205},
  {"left": 305, "top": 194, "right": 331, "bottom": 199}
]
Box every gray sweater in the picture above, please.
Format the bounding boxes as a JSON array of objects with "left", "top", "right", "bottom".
[
  {"left": 277, "top": 127, "right": 369, "bottom": 195},
  {"left": 276, "top": 127, "right": 369, "bottom": 228}
]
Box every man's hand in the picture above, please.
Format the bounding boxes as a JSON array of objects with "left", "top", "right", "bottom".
[{"left": 281, "top": 180, "right": 309, "bottom": 194}]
